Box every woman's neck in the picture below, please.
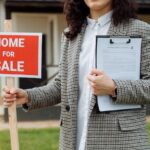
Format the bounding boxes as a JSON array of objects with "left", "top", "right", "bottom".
[{"left": 89, "top": 6, "right": 112, "bottom": 20}]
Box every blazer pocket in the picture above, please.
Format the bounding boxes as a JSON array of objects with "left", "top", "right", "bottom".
[{"left": 118, "top": 115, "right": 146, "bottom": 131}]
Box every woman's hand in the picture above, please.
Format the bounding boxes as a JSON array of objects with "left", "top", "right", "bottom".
[
  {"left": 2, "top": 87, "right": 29, "bottom": 107},
  {"left": 87, "top": 68, "right": 116, "bottom": 96}
]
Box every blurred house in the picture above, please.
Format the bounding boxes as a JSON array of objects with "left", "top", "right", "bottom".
[
  {"left": 137, "top": 0, "right": 150, "bottom": 22},
  {"left": 0, "top": 0, "right": 149, "bottom": 121}
]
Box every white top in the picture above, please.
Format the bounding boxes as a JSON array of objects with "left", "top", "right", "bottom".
[{"left": 77, "top": 11, "right": 112, "bottom": 150}]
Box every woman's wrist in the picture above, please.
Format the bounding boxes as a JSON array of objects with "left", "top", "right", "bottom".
[
  {"left": 110, "top": 84, "right": 117, "bottom": 101},
  {"left": 24, "top": 91, "right": 29, "bottom": 104},
  {"left": 109, "top": 80, "right": 117, "bottom": 96},
  {"left": 111, "top": 86, "right": 117, "bottom": 96}
]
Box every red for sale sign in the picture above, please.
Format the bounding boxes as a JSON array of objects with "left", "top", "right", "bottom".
[{"left": 0, "top": 33, "right": 42, "bottom": 78}]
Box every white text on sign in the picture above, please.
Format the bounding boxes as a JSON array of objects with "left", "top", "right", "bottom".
[
  {"left": 1, "top": 51, "right": 24, "bottom": 72},
  {"left": 0, "top": 61, "right": 24, "bottom": 72},
  {"left": 3, "top": 51, "right": 15, "bottom": 57},
  {"left": 0, "top": 38, "right": 25, "bottom": 48}
]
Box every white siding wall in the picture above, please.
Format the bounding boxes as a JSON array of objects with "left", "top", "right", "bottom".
[{"left": 11, "top": 12, "right": 66, "bottom": 83}]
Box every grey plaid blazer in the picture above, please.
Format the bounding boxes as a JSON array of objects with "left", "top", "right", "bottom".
[{"left": 24, "top": 19, "right": 150, "bottom": 150}]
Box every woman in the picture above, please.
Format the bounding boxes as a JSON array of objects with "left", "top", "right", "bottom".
[{"left": 3, "top": 0, "right": 150, "bottom": 149}]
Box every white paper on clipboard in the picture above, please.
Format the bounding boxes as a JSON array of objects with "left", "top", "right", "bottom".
[{"left": 96, "top": 36, "right": 142, "bottom": 112}]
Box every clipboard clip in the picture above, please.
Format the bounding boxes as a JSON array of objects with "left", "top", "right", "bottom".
[{"left": 110, "top": 39, "right": 131, "bottom": 44}]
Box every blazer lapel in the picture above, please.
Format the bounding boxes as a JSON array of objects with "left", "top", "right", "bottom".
[
  {"left": 66, "top": 26, "right": 87, "bottom": 148},
  {"left": 107, "top": 21, "right": 128, "bottom": 35},
  {"left": 67, "top": 25, "right": 86, "bottom": 109}
]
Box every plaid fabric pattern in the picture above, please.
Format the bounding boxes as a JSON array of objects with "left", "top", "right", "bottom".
[{"left": 23, "top": 19, "right": 150, "bottom": 150}]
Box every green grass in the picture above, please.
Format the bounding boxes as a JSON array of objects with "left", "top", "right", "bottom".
[
  {"left": 0, "top": 125, "right": 150, "bottom": 150},
  {"left": 0, "top": 128, "right": 59, "bottom": 150},
  {"left": 147, "top": 124, "right": 150, "bottom": 143}
]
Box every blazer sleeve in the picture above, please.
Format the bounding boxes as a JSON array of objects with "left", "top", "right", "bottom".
[
  {"left": 23, "top": 32, "right": 68, "bottom": 111},
  {"left": 113, "top": 24, "right": 150, "bottom": 105}
]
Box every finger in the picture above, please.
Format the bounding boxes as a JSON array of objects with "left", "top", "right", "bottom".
[
  {"left": 88, "top": 81, "right": 97, "bottom": 88},
  {"left": 90, "top": 68, "right": 103, "bottom": 76},
  {"left": 3, "top": 87, "right": 19, "bottom": 95},
  {"left": 10, "top": 88, "right": 20, "bottom": 94},
  {"left": 87, "top": 75, "right": 96, "bottom": 83},
  {"left": 2, "top": 86, "right": 10, "bottom": 94},
  {"left": 3, "top": 98, "right": 16, "bottom": 102},
  {"left": 3, "top": 93, "right": 16, "bottom": 99},
  {"left": 3, "top": 101, "right": 14, "bottom": 107}
]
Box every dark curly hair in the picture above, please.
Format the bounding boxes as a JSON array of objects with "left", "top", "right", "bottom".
[{"left": 64, "top": 0, "right": 137, "bottom": 40}]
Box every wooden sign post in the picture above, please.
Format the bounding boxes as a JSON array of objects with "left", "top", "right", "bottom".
[
  {"left": 1, "top": 20, "right": 42, "bottom": 150},
  {"left": 4, "top": 20, "right": 19, "bottom": 150}
]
